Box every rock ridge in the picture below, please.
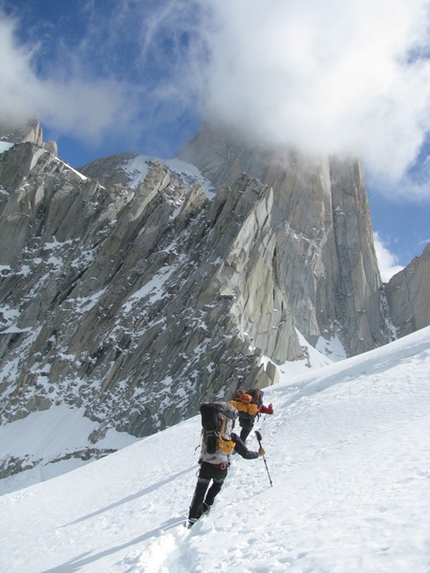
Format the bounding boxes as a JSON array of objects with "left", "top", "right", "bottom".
[{"left": 0, "top": 141, "right": 294, "bottom": 440}]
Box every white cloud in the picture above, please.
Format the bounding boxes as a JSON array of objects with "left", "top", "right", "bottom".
[
  {"left": 0, "top": 17, "right": 36, "bottom": 124},
  {"left": 0, "top": 14, "right": 136, "bottom": 145},
  {"left": 373, "top": 232, "right": 404, "bottom": 282},
  {"left": 0, "top": 3, "right": 207, "bottom": 154},
  {"left": 202, "top": 0, "right": 430, "bottom": 184}
]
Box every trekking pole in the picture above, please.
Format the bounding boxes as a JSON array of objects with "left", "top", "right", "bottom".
[{"left": 255, "top": 430, "right": 273, "bottom": 487}]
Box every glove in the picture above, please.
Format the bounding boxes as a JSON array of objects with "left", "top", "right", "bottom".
[
  {"left": 258, "top": 446, "right": 265, "bottom": 456},
  {"left": 260, "top": 403, "right": 274, "bottom": 415}
]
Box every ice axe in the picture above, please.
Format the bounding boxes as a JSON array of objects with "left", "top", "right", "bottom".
[{"left": 255, "top": 430, "right": 273, "bottom": 487}]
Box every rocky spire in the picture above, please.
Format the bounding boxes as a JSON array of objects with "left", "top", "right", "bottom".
[{"left": 0, "top": 119, "right": 57, "bottom": 155}]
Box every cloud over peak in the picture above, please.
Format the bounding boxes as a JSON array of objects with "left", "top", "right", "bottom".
[{"left": 202, "top": 0, "right": 430, "bottom": 180}]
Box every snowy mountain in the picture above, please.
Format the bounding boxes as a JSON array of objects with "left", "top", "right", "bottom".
[
  {"left": 1, "top": 120, "right": 429, "bottom": 498},
  {"left": 2, "top": 326, "right": 429, "bottom": 573}
]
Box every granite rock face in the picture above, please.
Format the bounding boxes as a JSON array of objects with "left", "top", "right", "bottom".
[
  {"left": 177, "top": 123, "right": 394, "bottom": 357},
  {"left": 0, "top": 139, "right": 294, "bottom": 441},
  {"left": 385, "top": 243, "right": 430, "bottom": 338}
]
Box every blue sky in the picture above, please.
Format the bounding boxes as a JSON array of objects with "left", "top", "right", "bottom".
[{"left": 1, "top": 0, "right": 430, "bottom": 277}]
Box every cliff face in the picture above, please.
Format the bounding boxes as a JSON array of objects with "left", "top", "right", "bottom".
[
  {"left": 177, "top": 123, "right": 394, "bottom": 357},
  {"left": 385, "top": 243, "right": 430, "bottom": 338}
]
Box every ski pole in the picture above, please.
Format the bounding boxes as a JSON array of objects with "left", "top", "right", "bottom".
[
  {"left": 255, "top": 430, "right": 273, "bottom": 487},
  {"left": 258, "top": 414, "right": 267, "bottom": 430}
]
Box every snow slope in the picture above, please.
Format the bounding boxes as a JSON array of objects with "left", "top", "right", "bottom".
[
  {"left": 0, "top": 406, "right": 139, "bottom": 495},
  {"left": 2, "top": 326, "right": 430, "bottom": 573}
]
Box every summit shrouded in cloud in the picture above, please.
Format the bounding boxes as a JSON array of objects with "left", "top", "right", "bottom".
[{"left": 202, "top": 0, "right": 430, "bottom": 185}]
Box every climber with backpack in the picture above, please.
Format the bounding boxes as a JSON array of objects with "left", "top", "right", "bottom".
[
  {"left": 230, "top": 389, "right": 274, "bottom": 442},
  {"left": 187, "top": 401, "right": 265, "bottom": 528}
]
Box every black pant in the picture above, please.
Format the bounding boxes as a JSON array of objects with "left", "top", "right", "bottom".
[
  {"left": 188, "top": 461, "right": 228, "bottom": 520},
  {"left": 239, "top": 421, "right": 253, "bottom": 442}
]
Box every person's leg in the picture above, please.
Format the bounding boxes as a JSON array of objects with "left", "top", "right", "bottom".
[
  {"left": 204, "top": 477, "right": 224, "bottom": 507},
  {"left": 188, "top": 478, "right": 210, "bottom": 520},
  {"left": 240, "top": 426, "right": 251, "bottom": 442},
  {"left": 188, "top": 461, "right": 219, "bottom": 522},
  {"left": 203, "top": 465, "right": 228, "bottom": 508}
]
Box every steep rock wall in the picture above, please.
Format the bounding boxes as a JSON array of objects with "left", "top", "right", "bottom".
[
  {"left": 177, "top": 123, "right": 394, "bottom": 356},
  {"left": 385, "top": 243, "right": 430, "bottom": 338}
]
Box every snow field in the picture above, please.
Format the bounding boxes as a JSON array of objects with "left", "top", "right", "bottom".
[{"left": 1, "top": 327, "right": 430, "bottom": 572}]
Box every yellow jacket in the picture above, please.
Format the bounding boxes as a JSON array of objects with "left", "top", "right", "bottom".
[{"left": 229, "top": 399, "right": 259, "bottom": 416}]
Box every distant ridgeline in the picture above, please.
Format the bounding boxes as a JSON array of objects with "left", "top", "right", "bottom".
[{"left": 0, "top": 120, "right": 429, "bottom": 450}]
